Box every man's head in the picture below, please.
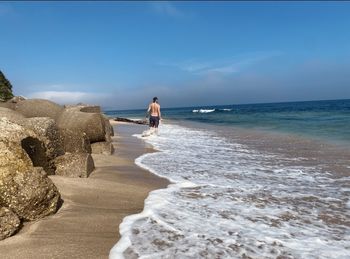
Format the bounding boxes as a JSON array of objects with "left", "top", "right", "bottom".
[{"left": 153, "top": 97, "right": 158, "bottom": 103}]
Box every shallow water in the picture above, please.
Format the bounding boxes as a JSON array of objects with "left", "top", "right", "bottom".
[
  {"left": 105, "top": 99, "right": 350, "bottom": 146},
  {"left": 110, "top": 122, "right": 350, "bottom": 259}
]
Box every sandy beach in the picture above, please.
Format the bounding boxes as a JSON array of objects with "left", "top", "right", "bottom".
[{"left": 0, "top": 123, "right": 169, "bottom": 259}]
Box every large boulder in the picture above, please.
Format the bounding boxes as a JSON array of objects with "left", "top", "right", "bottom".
[
  {"left": 0, "top": 207, "right": 21, "bottom": 240},
  {"left": 0, "top": 110, "right": 65, "bottom": 175},
  {"left": 0, "top": 107, "right": 25, "bottom": 121},
  {"left": 54, "top": 153, "right": 95, "bottom": 178},
  {"left": 91, "top": 141, "right": 114, "bottom": 155},
  {"left": 65, "top": 105, "right": 101, "bottom": 114},
  {"left": 102, "top": 114, "right": 114, "bottom": 142},
  {"left": 14, "top": 99, "right": 64, "bottom": 120},
  {"left": 59, "top": 128, "right": 92, "bottom": 154},
  {"left": 22, "top": 117, "right": 65, "bottom": 174},
  {"left": 57, "top": 110, "right": 106, "bottom": 143},
  {"left": 0, "top": 96, "right": 26, "bottom": 110},
  {"left": 0, "top": 118, "right": 61, "bottom": 221},
  {"left": 0, "top": 166, "right": 60, "bottom": 221},
  {"left": 0, "top": 101, "right": 14, "bottom": 109}
]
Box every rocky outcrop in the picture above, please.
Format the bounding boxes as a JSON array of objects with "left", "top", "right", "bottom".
[
  {"left": 54, "top": 153, "right": 95, "bottom": 178},
  {"left": 0, "top": 118, "right": 61, "bottom": 221},
  {"left": 0, "top": 110, "right": 65, "bottom": 175},
  {"left": 57, "top": 110, "right": 106, "bottom": 143},
  {"left": 0, "top": 71, "right": 14, "bottom": 102},
  {"left": 0, "top": 207, "right": 21, "bottom": 240},
  {"left": 57, "top": 105, "right": 114, "bottom": 155},
  {"left": 1, "top": 167, "right": 60, "bottom": 221},
  {"left": 0, "top": 107, "right": 25, "bottom": 121},
  {"left": 14, "top": 99, "right": 64, "bottom": 120},
  {"left": 113, "top": 117, "right": 148, "bottom": 125},
  {"left": 22, "top": 117, "right": 65, "bottom": 175},
  {"left": 0, "top": 96, "right": 115, "bottom": 240},
  {"left": 65, "top": 105, "right": 101, "bottom": 114},
  {"left": 59, "top": 128, "right": 92, "bottom": 154},
  {"left": 90, "top": 115, "right": 114, "bottom": 155},
  {"left": 0, "top": 96, "right": 26, "bottom": 110},
  {"left": 103, "top": 114, "right": 114, "bottom": 142},
  {"left": 91, "top": 141, "right": 114, "bottom": 155}
]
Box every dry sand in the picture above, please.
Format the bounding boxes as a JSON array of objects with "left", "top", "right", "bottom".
[{"left": 0, "top": 123, "right": 169, "bottom": 259}]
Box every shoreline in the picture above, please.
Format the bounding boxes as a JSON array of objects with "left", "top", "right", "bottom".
[{"left": 0, "top": 123, "right": 169, "bottom": 259}]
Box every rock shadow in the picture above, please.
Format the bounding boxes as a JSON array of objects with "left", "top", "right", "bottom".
[{"left": 21, "top": 137, "right": 52, "bottom": 174}]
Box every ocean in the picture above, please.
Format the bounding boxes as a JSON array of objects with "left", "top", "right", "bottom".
[{"left": 107, "top": 99, "right": 350, "bottom": 259}]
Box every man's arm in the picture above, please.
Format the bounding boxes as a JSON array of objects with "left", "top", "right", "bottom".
[
  {"left": 146, "top": 104, "right": 151, "bottom": 118},
  {"left": 158, "top": 105, "right": 162, "bottom": 119}
]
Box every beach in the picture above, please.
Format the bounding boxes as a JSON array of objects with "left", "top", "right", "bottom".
[
  {"left": 107, "top": 101, "right": 350, "bottom": 258},
  {"left": 0, "top": 123, "right": 169, "bottom": 259}
]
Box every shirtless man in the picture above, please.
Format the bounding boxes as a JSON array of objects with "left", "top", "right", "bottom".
[{"left": 147, "top": 97, "right": 162, "bottom": 131}]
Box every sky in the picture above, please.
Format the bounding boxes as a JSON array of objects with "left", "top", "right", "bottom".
[{"left": 0, "top": 1, "right": 350, "bottom": 110}]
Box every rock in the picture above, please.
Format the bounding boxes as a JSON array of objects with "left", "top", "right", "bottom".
[
  {"left": 22, "top": 117, "right": 65, "bottom": 174},
  {"left": 80, "top": 105, "right": 101, "bottom": 113},
  {"left": 57, "top": 110, "right": 106, "bottom": 143},
  {"left": 0, "top": 111, "right": 64, "bottom": 175},
  {"left": 0, "top": 207, "right": 21, "bottom": 240},
  {"left": 64, "top": 105, "right": 101, "bottom": 114},
  {"left": 0, "top": 167, "right": 60, "bottom": 221},
  {"left": 0, "top": 118, "right": 61, "bottom": 221},
  {"left": 54, "top": 153, "right": 95, "bottom": 178},
  {"left": 14, "top": 99, "right": 64, "bottom": 120},
  {"left": 114, "top": 117, "right": 148, "bottom": 125},
  {"left": 91, "top": 141, "right": 114, "bottom": 155},
  {"left": 2, "top": 96, "right": 26, "bottom": 110},
  {"left": 102, "top": 115, "right": 114, "bottom": 142},
  {"left": 0, "top": 107, "right": 25, "bottom": 121},
  {"left": 59, "top": 128, "right": 92, "bottom": 154},
  {"left": 0, "top": 101, "right": 14, "bottom": 109},
  {"left": 8, "top": 95, "right": 26, "bottom": 104}
]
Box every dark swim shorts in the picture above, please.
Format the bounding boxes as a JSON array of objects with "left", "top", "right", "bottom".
[{"left": 149, "top": 116, "right": 160, "bottom": 128}]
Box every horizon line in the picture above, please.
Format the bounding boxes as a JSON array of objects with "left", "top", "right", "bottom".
[{"left": 103, "top": 97, "right": 350, "bottom": 112}]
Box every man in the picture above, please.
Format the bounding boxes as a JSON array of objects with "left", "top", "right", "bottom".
[{"left": 147, "top": 96, "right": 162, "bottom": 133}]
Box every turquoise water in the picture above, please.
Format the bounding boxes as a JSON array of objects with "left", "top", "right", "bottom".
[{"left": 105, "top": 99, "right": 350, "bottom": 145}]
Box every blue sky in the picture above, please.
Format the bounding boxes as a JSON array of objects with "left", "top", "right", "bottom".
[{"left": 1, "top": 1, "right": 350, "bottom": 110}]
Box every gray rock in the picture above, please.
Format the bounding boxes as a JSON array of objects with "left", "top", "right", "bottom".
[
  {"left": 14, "top": 99, "right": 64, "bottom": 120},
  {"left": 0, "top": 167, "right": 61, "bottom": 221},
  {"left": 59, "top": 128, "right": 92, "bottom": 154},
  {"left": 57, "top": 110, "right": 106, "bottom": 143},
  {"left": 91, "top": 141, "right": 114, "bottom": 155},
  {"left": 0, "top": 107, "right": 25, "bottom": 121},
  {"left": 64, "top": 105, "right": 101, "bottom": 114},
  {"left": 0, "top": 207, "right": 21, "bottom": 240},
  {"left": 0, "top": 118, "right": 61, "bottom": 221},
  {"left": 102, "top": 114, "right": 114, "bottom": 142},
  {"left": 54, "top": 153, "right": 95, "bottom": 178},
  {"left": 0, "top": 101, "right": 14, "bottom": 109},
  {"left": 22, "top": 117, "right": 65, "bottom": 175},
  {"left": 0, "top": 110, "right": 65, "bottom": 175}
]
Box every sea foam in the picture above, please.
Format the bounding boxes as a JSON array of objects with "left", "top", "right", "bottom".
[{"left": 110, "top": 122, "right": 350, "bottom": 259}]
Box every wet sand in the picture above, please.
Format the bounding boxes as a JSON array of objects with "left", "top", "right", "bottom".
[{"left": 0, "top": 123, "right": 169, "bottom": 259}]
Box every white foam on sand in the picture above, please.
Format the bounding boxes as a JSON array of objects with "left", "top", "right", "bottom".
[{"left": 110, "top": 122, "right": 350, "bottom": 259}]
